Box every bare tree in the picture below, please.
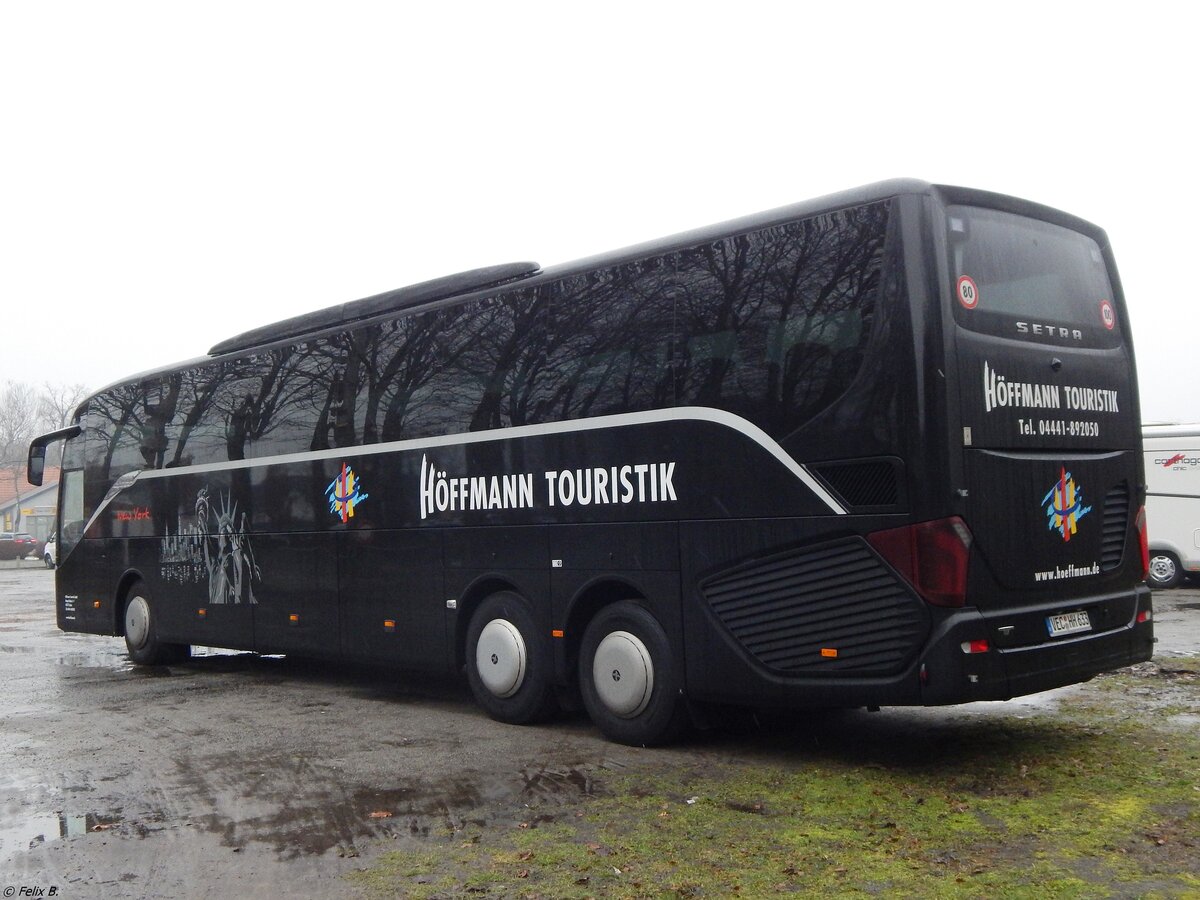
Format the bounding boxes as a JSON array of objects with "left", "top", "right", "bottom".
[
  {"left": 40, "top": 381, "right": 89, "bottom": 431},
  {"left": 1, "top": 381, "right": 92, "bottom": 530},
  {"left": 38, "top": 381, "right": 89, "bottom": 466},
  {"left": 1, "top": 381, "right": 44, "bottom": 530}
]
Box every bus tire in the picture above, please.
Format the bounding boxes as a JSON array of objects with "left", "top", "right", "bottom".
[
  {"left": 1147, "top": 551, "right": 1183, "bottom": 589},
  {"left": 579, "top": 601, "right": 687, "bottom": 746},
  {"left": 466, "top": 591, "right": 557, "bottom": 725},
  {"left": 123, "top": 581, "right": 190, "bottom": 665}
]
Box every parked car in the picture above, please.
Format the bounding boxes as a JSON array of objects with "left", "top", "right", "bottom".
[
  {"left": 0, "top": 532, "right": 38, "bottom": 560},
  {"left": 43, "top": 533, "right": 57, "bottom": 568}
]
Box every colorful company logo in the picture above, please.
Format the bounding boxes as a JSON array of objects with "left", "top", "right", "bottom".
[
  {"left": 326, "top": 463, "right": 369, "bottom": 523},
  {"left": 1161, "top": 453, "right": 1187, "bottom": 468},
  {"left": 1041, "top": 467, "right": 1092, "bottom": 542}
]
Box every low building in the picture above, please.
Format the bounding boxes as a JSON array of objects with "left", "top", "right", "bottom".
[{"left": 0, "top": 465, "right": 60, "bottom": 542}]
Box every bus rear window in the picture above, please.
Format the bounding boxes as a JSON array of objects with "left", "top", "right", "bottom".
[{"left": 947, "top": 205, "right": 1120, "bottom": 347}]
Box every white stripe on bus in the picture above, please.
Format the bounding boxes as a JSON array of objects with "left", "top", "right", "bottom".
[{"left": 101, "top": 407, "right": 848, "bottom": 516}]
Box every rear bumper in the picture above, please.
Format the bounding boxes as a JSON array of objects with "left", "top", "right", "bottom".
[{"left": 919, "top": 584, "right": 1154, "bottom": 704}]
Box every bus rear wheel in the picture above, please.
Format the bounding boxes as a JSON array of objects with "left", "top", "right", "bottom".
[
  {"left": 579, "top": 601, "right": 687, "bottom": 746},
  {"left": 466, "top": 591, "right": 557, "bottom": 725},
  {"left": 123, "top": 581, "right": 190, "bottom": 665}
]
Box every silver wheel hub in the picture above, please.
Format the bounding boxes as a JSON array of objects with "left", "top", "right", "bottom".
[
  {"left": 1150, "top": 555, "right": 1176, "bottom": 581},
  {"left": 126, "top": 596, "right": 150, "bottom": 649},
  {"left": 592, "top": 630, "right": 653, "bottom": 718},
  {"left": 475, "top": 618, "right": 526, "bottom": 699}
]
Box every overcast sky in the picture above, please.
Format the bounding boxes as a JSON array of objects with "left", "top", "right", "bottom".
[{"left": 3, "top": 2, "right": 1196, "bottom": 424}]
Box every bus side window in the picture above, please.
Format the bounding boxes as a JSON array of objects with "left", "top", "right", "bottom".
[
  {"left": 139, "top": 379, "right": 178, "bottom": 469},
  {"left": 674, "top": 203, "right": 889, "bottom": 436},
  {"left": 405, "top": 298, "right": 518, "bottom": 438},
  {"left": 242, "top": 342, "right": 335, "bottom": 458},
  {"left": 166, "top": 364, "right": 235, "bottom": 467},
  {"left": 91, "top": 385, "right": 150, "bottom": 482},
  {"left": 542, "top": 258, "right": 676, "bottom": 421},
  {"left": 456, "top": 288, "right": 547, "bottom": 433},
  {"left": 371, "top": 309, "right": 460, "bottom": 442},
  {"left": 348, "top": 315, "right": 442, "bottom": 445}
]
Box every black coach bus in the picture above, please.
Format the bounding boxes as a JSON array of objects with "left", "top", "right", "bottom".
[{"left": 28, "top": 179, "right": 1154, "bottom": 745}]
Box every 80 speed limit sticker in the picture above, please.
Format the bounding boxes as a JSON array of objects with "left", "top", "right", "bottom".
[{"left": 957, "top": 275, "right": 979, "bottom": 309}]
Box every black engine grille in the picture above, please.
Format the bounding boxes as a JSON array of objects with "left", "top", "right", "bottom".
[
  {"left": 699, "top": 538, "right": 927, "bottom": 676},
  {"left": 1100, "top": 480, "right": 1130, "bottom": 572}
]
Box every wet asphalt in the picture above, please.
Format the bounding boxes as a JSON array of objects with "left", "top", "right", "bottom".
[{"left": 0, "top": 563, "right": 1196, "bottom": 898}]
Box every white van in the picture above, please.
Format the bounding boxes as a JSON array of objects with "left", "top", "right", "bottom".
[{"left": 1143, "top": 423, "right": 1200, "bottom": 588}]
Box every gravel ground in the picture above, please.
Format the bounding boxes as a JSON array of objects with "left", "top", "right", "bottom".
[{"left": 1, "top": 566, "right": 1195, "bottom": 898}]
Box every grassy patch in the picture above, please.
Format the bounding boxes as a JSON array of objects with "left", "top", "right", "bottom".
[{"left": 348, "top": 671, "right": 1200, "bottom": 898}]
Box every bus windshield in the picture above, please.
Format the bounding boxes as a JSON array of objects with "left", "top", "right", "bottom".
[{"left": 59, "top": 429, "right": 86, "bottom": 558}]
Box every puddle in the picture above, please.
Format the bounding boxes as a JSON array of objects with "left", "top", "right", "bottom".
[
  {"left": 153, "top": 758, "right": 610, "bottom": 860},
  {"left": 940, "top": 685, "right": 1076, "bottom": 718},
  {"left": 54, "top": 644, "right": 241, "bottom": 671},
  {"left": 56, "top": 650, "right": 133, "bottom": 669},
  {"left": 0, "top": 812, "right": 128, "bottom": 858},
  {"left": 519, "top": 766, "right": 596, "bottom": 799}
]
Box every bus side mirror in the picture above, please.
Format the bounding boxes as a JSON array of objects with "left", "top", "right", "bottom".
[
  {"left": 27, "top": 445, "right": 45, "bottom": 487},
  {"left": 27, "top": 424, "right": 83, "bottom": 487}
]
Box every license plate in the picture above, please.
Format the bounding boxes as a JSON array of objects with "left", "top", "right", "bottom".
[{"left": 1046, "top": 610, "right": 1091, "bottom": 637}]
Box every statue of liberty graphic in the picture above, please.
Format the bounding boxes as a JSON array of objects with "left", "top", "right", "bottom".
[{"left": 195, "top": 487, "right": 260, "bottom": 605}]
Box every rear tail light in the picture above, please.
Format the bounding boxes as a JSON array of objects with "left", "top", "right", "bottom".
[
  {"left": 1135, "top": 506, "right": 1150, "bottom": 580},
  {"left": 868, "top": 517, "right": 973, "bottom": 607}
]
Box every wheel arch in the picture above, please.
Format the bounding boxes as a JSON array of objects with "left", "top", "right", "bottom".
[
  {"left": 562, "top": 576, "right": 649, "bottom": 683},
  {"left": 1148, "top": 539, "right": 1185, "bottom": 556},
  {"left": 453, "top": 575, "right": 523, "bottom": 670},
  {"left": 112, "top": 568, "right": 148, "bottom": 636}
]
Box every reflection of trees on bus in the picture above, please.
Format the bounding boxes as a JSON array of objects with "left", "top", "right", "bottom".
[
  {"left": 165, "top": 368, "right": 222, "bottom": 466},
  {"left": 84, "top": 201, "right": 890, "bottom": 485},
  {"left": 674, "top": 204, "right": 887, "bottom": 437},
  {"left": 350, "top": 313, "right": 445, "bottom": 444}
]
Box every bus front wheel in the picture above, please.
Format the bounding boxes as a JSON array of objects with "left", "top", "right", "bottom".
[
  {"left": 123, "top": 582, "right": 190, "bottom": 665},
  {"left": 579, "top": 601, "right": 687, "bottom": 746},
  {"left": 466, "top": 591, "right": 557, "bottom": 725}
]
